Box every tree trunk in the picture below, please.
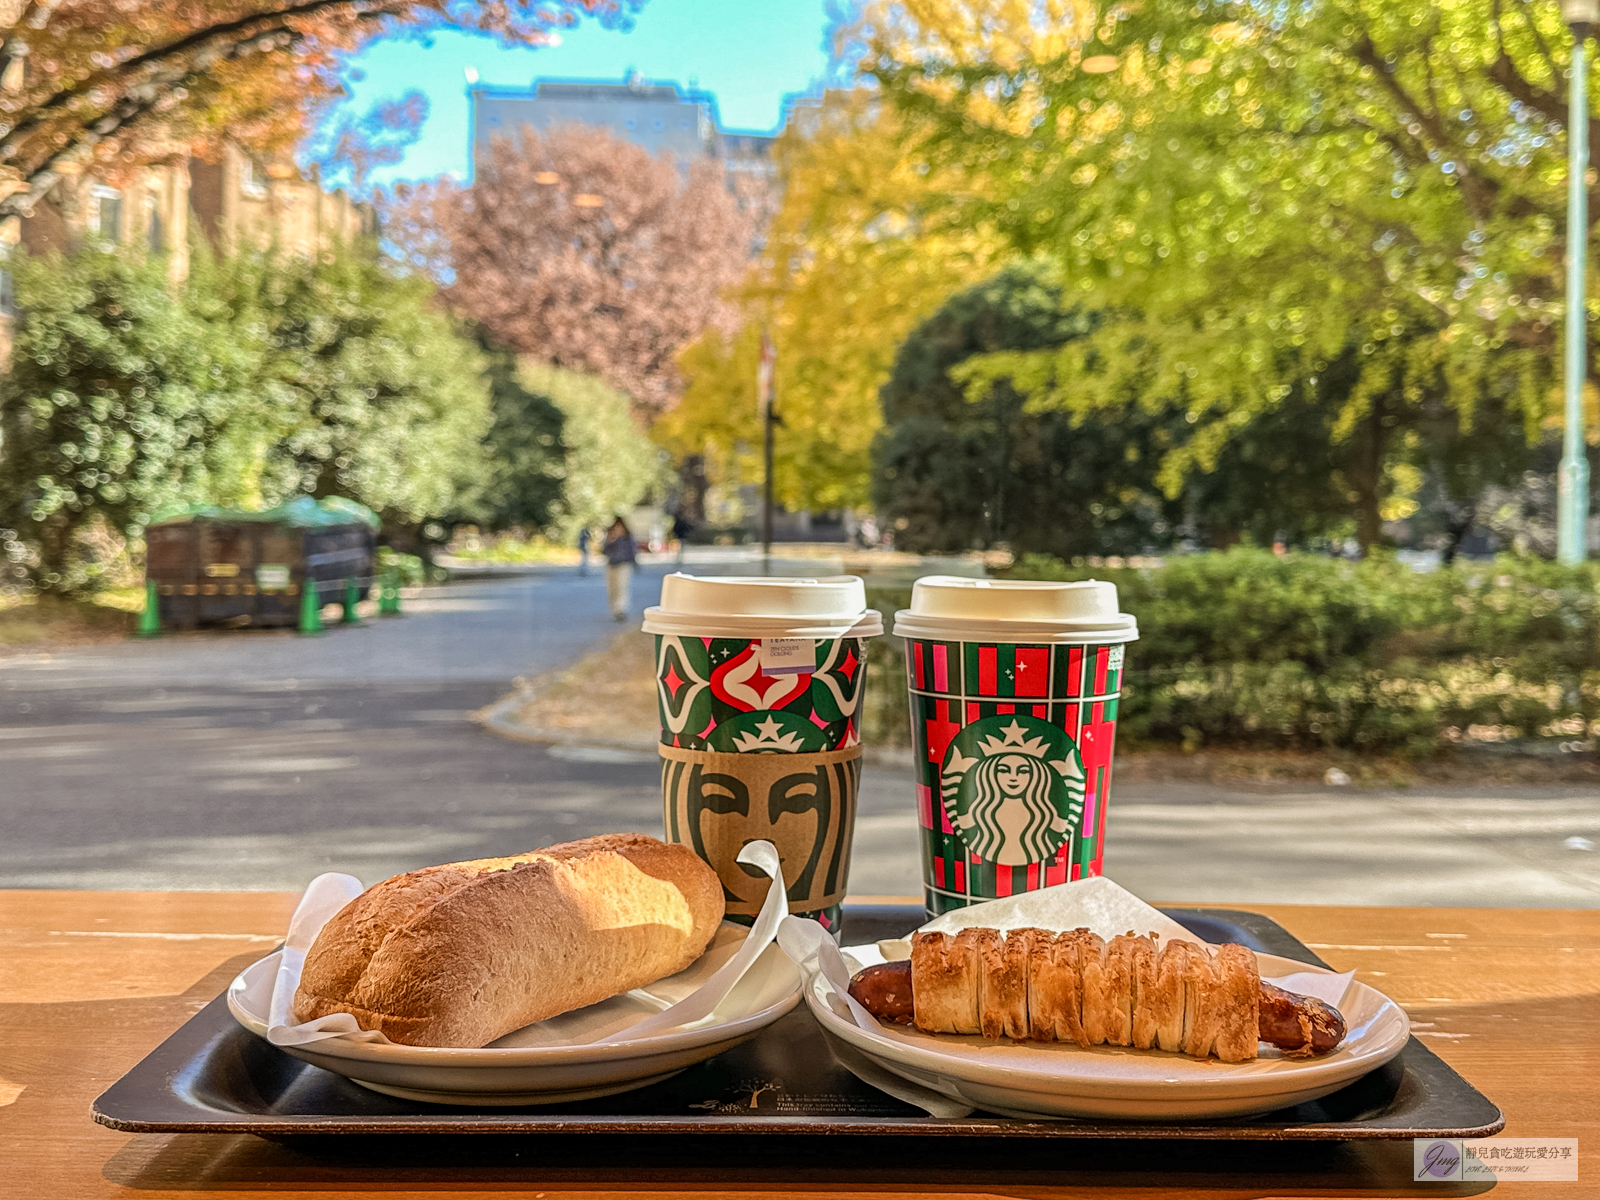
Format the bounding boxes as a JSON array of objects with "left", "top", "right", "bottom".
[
  {"left": 35, "top": 513, "right": 75, "bottom": 593},
  {"left": 1439, "top": 500, "right": 1477, "bottom": 566},
  {"left": 1351, "top": 395, "right": 1389, "bottom": 553},
  {"left": 677, "top": 455, "right": 708, "bottom": 525}
]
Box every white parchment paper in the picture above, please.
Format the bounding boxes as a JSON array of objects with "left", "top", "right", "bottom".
[{"left": 263, "top": 839, "right": 789, "bottom": 1049}]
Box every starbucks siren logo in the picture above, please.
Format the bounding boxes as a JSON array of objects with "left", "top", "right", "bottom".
[
  {"left": 728, "top": 714, "right": 810, "bottom": 753},
  {"left": 706, "top": 709, "right": 830, "bottom": 754},
  {"left": 941, "top": 716, "right": 1086, "bottom": 866}
]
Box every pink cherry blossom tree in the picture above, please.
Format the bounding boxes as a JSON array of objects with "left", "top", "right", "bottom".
[{"left": 388, "top": 124, "right": 758, "bottom": 413}]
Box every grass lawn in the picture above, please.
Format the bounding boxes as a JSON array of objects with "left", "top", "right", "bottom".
[
  {"left": 510, "top": 630, "right": 659, "bottom": 745},
  {"left": 0, "top": 590, "right": 141, "bottom": 649}
]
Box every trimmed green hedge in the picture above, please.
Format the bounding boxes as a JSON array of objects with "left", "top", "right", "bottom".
[
  {"left": 862, "top": 587, "right": 914, "bottom": 749},
  {"left": 863, "top": 551, "right": 1600, "bottom": 757}
]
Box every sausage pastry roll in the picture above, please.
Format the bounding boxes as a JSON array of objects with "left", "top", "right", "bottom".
[{"left": 908, "top": 927, "right": 1261, "bottom": 1063}]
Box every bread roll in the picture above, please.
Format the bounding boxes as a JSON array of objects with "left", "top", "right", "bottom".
[{"left": 292, "top": 833, "right": 724, "bottom": 1048}]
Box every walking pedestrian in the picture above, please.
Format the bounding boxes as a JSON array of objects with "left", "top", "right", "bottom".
[
  {"left": 576, "top": 526, "right": 591, "bottom": 576},
  {"left": 602, "top": 516, "right": 637, "bottom": 622},
  {"left": 671, "top": 510, "right": 694, "bottom": 564}
]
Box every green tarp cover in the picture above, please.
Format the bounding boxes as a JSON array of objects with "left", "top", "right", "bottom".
[{"left": 147, "top": 496, "right": 380, "bottom": 532}]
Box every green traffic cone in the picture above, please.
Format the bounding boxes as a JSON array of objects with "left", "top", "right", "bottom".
[
  {"left": 378, "top": 568, "right": 402, "bottom": 617},
  {"left": 135, "top": 579, "right": 161, "bottom": 638},
  {"left": 342, "top": 580, "right": 361, "bottom": 625},
  {"left": 297, "top": 580, "right": 323, "bottom": 636}
]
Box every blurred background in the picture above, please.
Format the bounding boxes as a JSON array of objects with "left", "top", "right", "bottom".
[{"left": 0, "top": 0, "right": 1597, "bottom": 906}]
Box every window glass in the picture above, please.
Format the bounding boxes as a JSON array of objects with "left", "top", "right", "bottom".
[
  {"left": 147, "top": 193, "right": 164, "bottom": 253},
  {"left": 0, "top": 242, "right": 13, "bottom": 317},
  {"left": 241, "top": 158, "right": 267, "bottom": 196},
  {"left": 92, "top": 187, "right": 122, "bottom": 242}
]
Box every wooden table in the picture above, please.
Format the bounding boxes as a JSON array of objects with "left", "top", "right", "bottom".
[{"left": 2, "top": 891, "right": 1595, "bottom": 1198}]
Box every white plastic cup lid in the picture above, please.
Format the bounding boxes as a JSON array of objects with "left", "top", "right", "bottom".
[
  {"left": 890, "top": 575, "right": 1137, "bottom": 645},
  {"left": 641, "top": 573, "right": 884, "bottom": 639}
]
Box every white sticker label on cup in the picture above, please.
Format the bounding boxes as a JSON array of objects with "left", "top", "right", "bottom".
[{"left": 760, "top": 637, "right": 816, "bottom": 676}]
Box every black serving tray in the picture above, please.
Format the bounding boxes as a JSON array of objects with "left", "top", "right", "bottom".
[{"left": 91, "top": 905, "right": 1503, "bottom": 1141}]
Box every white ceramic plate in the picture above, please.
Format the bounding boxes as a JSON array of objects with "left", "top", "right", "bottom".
[
  {"left": 229, "top": 942, "right": 801, "bottom": 1106},
  {"left": 806, "top": 950, "right": 1409, "bottom": 1121}
]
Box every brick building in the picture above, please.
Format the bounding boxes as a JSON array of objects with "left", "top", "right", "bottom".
[{"left": 0, "top": 145, "right": 372, "bottom": 360}]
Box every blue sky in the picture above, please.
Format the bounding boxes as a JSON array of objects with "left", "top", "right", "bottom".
[{"left": 335, "top": 0, "right": 840, "bottom": 187}]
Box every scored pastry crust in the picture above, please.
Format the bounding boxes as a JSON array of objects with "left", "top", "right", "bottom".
[
  {"left": 1126, "top": 933, "right": 1160, "bottom": 1050},
  {"left": 1210, "top": 942, "right": 1261, "bottom": 1062},
  {"left": 978, "top": 927, "right": 1035, "bottom": 1040},
  {"left": 1078, "top": 931, "right": 1115, "bottom": 1046},
  {"left": 910, "top": 926, "right": 1261, "bottom": 1063},
  {"left": 1026, "top": 928, "right": 1086, "bottom": 1045},
  {"left": 908, "top": 930, "right": 982, "bottom": 1034},
  {"left": 1153, "top": 936, "right": 1194, "bottom": 1053},
  {"left": 1182, "top": 943, "right": 1222, "bottom": 1059}
]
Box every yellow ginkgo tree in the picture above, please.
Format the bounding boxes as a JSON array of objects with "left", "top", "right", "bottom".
[
  {"left": 658, "top": 88, "right": 1006, "bottom": 519},
  {"left": 864, "top": 0, "right": 1583, "bottom": 549}
]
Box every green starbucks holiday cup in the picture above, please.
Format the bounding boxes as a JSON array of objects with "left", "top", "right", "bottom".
[
  {"left": 642, "top": 574, "right": 883, "bottom": 934},
  {"left": 892, "top": 576, "right": 1138, "bottom": 917}
]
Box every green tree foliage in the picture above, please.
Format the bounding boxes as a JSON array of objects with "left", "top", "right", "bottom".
[
  {"left": 863, "top": 0, "right": 1577, "bottom": 546},
  {"left": 453, "top": 343, "right": 567, "bottom": 533},
  {"left": 203, "top": 246, "right": 492, "bottom": 526},
  {"left": 517, "top": 361, "right": 663, "bottom": 541},
  {"left": 873, "top": 265, "right": 1182, "bottom": 555},
  {"left": 0, "top": 249, "right": 262, "bottom": 591},
  {"left": 0, "top": 242, "right": 493, "bottom": 592},
  {"left": 873, "top": 264, "right": 1365, "bottom": 552}
]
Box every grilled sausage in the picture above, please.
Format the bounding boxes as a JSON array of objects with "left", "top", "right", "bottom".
[
  {"left": 1257, "top": 981, "right": 1347, "bottom": 1055},
  {"left": 847, "top": 961, "right": 916, "bottom": 1024}
]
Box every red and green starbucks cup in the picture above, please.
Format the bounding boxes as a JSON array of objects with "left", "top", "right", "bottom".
[
  {"left": 642, "top": 574, "right": 883, "bottom": 935},
  {"left": 891, "top": 576, "right": 1138, "bottom": 918}
]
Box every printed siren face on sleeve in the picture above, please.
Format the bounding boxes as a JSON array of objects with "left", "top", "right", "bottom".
[{"left": 654, "top": 633, "right": 869, "bottom": 932}]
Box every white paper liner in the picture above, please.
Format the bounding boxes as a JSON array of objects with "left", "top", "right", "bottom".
[
  {"left": 778, "top": 876, "right": 1357, "bottom": 1112},
  {"left": 917, "top": 874, "right": 1196, "bottom": 943},
  {"left": 264, "top": 839, "right": 789, "bottom": 1049}
]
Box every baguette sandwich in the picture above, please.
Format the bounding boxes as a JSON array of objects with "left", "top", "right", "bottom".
[{"left": 293, "top": 833, "right": 724, "bottom": 1047}]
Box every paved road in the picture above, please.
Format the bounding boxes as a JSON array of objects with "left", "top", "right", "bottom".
[
  {"left": 2, "top": 559, "right": 1598, "bottom": 904},
  {"left": 0, "top": 565, "right": 643, "bottom": 691},
  {"left": 0, "top": 564, "right": 668, "bottom": 889}
]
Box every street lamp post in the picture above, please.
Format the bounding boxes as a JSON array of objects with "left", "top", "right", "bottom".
[
  {"left": 757, "top": 331, "right": 777, "bottom": 572},
  {"left": 1560, "top": 0, "right": 1599, "bottom": 565}
]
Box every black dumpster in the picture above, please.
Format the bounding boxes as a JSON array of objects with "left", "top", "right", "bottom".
[{"left": 144, "top": 497, "right": 378, "bottom": 630}]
